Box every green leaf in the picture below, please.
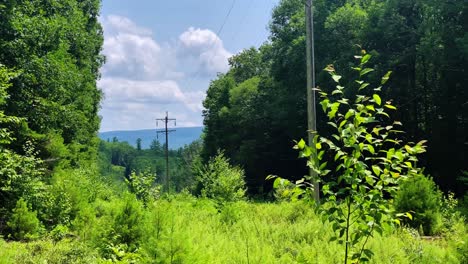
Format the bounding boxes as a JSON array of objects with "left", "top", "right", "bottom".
[
  {"left": 297, "top": 139, "right": 306, "bottom": 149},
  {"left": 345, "top": 109, "right": 355, "bottom": 120},
  {"left": 367, "top": 144, "right": 375, "bottom": 154},
  {"left": 360, "top": 68, "right": 374, "bottom": 77},
  {"left": 328, "top": 102, "right": 340, "bottom": 119},
  {"left": 404, "top": 145, "right": 413, "bottom": 154},
  {"left": 316, "top": 142, "right": 322, "bottom": 150},
  {"left": 301, "top": 146, "right": 312, "bottom": 157},
  {"left": 365, "top": 176, "right": 375, "bottom": 185},
  {"left": 366, "top": 105, "right": 375, "bottom": 111},
  {"left": 273, "top": 178, "right": 288, "bottom": 189},
  {"left": 334, "top": 151, "right": 343, "bottom": 161},
  {"left": 332, "top": 74, "right": 342, "bottom": 83},
  {"left": 372, "top": 165, "right": 381, "bottom": 176},
  {"left": 319, "top": 162, "right": 328, "bottom": 170},
  {"left": 320, "top": 99, "right": 329, "bottom": 112},
  {"left": 361, "top": 54, "right": 371, "bottom": 64},
  {"left": 332, "top": 89, "right": 343, "bottom": 95},
  {"left": 406, "top": 212, "right": 413, "bottom": 220},
  {"left": 373, "top": 94, "right": 382, "bottom": 105},
  {"left": 339, "top": 120, "right": 347, "bottom": 129},
  {"left": 359, "top": 82, "right": 370, "bottom": 90},
  {"left": 384, "top": 104, "right": 397, "bottom": 110},
  {"left": 381, "top": 71, "right": 392, "bottom": 85}
]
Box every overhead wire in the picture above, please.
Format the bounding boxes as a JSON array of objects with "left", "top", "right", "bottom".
[
  {"left": 216, "top": 0, "right": 237, "bottom": 38},
  {"left": 184, "top": 0, "right": 238, "bottom": 87},
  {"left": 230, "top": 0, "right": 255, "bottom": 47}
]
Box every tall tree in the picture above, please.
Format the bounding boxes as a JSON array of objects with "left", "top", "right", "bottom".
[
  {"left": 202, "top": 0, "right": 467, "bottom": 195},
  {"left": 0, "top": 0, "right": 104, "bottom": 168}
]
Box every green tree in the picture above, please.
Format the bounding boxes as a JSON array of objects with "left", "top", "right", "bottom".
[
  {"left": 7, "top": 198, "right": 41, "bottom": 241},
  {"left": 0, "top": 0, "right": 104, "bottom": 168},
  {"left": 296, "top": 53, "right": 426, "bottom": 263},
  {"left": 136, "top": 138, "right": 142, "bottom": 151},
  {"left": 197, "top": 151, "right": 246, "bottom": 203},
  {"left": 0, "top": 64, "right": 45, "bottom": 234},
  {"left": 202, "top": 0, "right": 467, "bottom": 196}
]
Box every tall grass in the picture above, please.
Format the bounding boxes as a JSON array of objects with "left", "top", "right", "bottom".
[{"left": 1, "top": 173, "right": 465, "bottom": 263}]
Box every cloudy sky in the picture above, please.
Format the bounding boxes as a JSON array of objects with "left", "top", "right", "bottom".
[{"left": 99, "top": 0, "right": 279, "bottom": 132}]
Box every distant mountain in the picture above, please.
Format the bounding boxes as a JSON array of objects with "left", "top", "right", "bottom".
[{"left": 99, "top": 126, "right": 203, "bottom": 150}]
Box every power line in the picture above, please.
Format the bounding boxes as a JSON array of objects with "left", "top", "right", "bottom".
[
  {"left": 216, "top": 0, "right": 237, "bottom": 38},
  {"left": 182, "top": 0, "right": 238, "bottom": 103},
  {"left": 230, "top": 0, "right": 255, "bottom": 45}
]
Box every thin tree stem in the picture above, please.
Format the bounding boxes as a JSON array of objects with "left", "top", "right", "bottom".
[{"left": 344, "top": 198, "right": 351, "bottom": 264}]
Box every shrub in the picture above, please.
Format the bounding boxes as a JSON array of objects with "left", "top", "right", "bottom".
[
  {"left": 109, "top": 195, "right": 144, "bottom": 252},
  {"left": 197, "top": 151, "right": 246, "bottom": 203},
  {"left": 125, "top": 170, "right": 160, "bottom": 205},
  {"left": 7, "top": 198, "right": 41, "bottom": 241},
  {"left": 394, "top": 173, "right": 442, "bottom": 235}
]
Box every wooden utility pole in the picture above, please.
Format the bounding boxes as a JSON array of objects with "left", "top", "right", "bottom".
[
  {"left": 156, "top": 112, "right": 176, "bottom": 192},
  {"left": 305, "top": 0, "right": 319, "bottom": 202}
]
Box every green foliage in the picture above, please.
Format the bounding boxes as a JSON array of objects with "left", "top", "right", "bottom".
[
  {"left": 126, "top": 171, "right": 160, "bottom": 205},
  {"left": 295, "top": 52, "right": 426, "bottom": 263},
  {"left": 0, "top": 64, "right": 21, "bottom": 145},
  {"left": 0, "top": 195, "right": 465, "bottom": 263},
  {"left": 0, "top": 144, "right": 45, "bottom": 214},
  {"left": 98, "top": 138, "right": 202, "bottom": 193},
  {"left": 202, "top": 0, "right": 468, "bottom": 197},
  {"left": 0, "top": 0, "right": 104, "bottom": 169},
  {"left": 7, "top": 198, "right": 41, "bottom": 241},
  {"left": 109, "top": 195, "right": 144, "bottom": 253},
  {"left": 49, "top": 224, "right": 70, "bottom": 242},
  {"left": 394, "top": 174, "right": 442, "bottom": 235},
  {"left": 268, "top": 176, "right": 305, "bottom": 202},
  {"left": 197, "top": 151, "right": 246, "bottom": 203},
  {"left": 0, "top": 238, "right": 99, "bottom": 263}
]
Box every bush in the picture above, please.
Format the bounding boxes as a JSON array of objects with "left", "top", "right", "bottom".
[
  {"left": 395, "top": 174, "right": 442, "bottom": 235},
  {"left": 7, "top": 198, "right": 41, "bottom": 241},
  {"left": 125, "top": 170, "right": 160, "bottom": 205},
  {"left": 197, "top": 151, "right": 246, "bottom": 203},
  {"left": 109, "top": 195, "right": 144, "bottom": 252}
]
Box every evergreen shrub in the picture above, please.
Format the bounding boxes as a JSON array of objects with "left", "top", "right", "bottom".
[{"left": 394, "top": 174, "right": 442, "bottom": 235}]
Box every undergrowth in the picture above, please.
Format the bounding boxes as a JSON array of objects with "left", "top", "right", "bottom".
[{"left": 0, "top": 190, "right": 466, "bottom": 263}]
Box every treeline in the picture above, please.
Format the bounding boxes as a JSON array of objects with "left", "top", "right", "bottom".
[
  {"left": 98, "top": 138, "right": 202, "bottom": 193},
  {"left": 0, "top": 0, "right": 102, "bottom": 236},
  {"left": 0, "top": 0, "right": 103, "bottom": 166},
  {"left": 202, "top": 0, "right": 468, "bottom": 195}
]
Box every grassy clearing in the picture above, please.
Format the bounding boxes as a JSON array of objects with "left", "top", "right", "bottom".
[{"left": 1, "top": 195, "right": 465, "bottom": 263}]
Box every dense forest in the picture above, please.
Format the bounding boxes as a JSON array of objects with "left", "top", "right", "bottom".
[
  {"left": 202, "top": 0, "right": 468, "bottom": 195},
  {"left": 0, "top": 0, "right": 467, "bottom": 263}
]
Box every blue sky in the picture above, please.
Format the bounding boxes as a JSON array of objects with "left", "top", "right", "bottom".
[{"left": 98, "top": 0, "right": 279, "bottom": 132}]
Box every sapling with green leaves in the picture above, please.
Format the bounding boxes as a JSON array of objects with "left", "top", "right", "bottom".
[{"left": 294, "top": 51, "right": 426, "bottom": 263}]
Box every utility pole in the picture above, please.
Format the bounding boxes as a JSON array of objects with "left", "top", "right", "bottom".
[
  {"left": 156, "top": 111, "right": 176, "bottom": 192},
  {"left": 305, "top": 0, "right": 319, "bottom": 202}
]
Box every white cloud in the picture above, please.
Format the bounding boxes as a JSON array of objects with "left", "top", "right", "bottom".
[
  {"left": 99, "top": 78, "right": 184, "bottom": 104},
  {"left": 101, "top": 15, "right": 181, "bottom": 80},
  {"left": 178, "top": 27, "right": 232, "bottom": 74},
  {"left": 105, "top": 15, "right": 153, "bottom": 36},
  {"left": 98, "top": 15, "right": 231, "bottom": 131}
]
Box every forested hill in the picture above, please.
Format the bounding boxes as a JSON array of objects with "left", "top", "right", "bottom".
[{"left": 99, "top": 127, "right": 203, "bottom": 150}]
